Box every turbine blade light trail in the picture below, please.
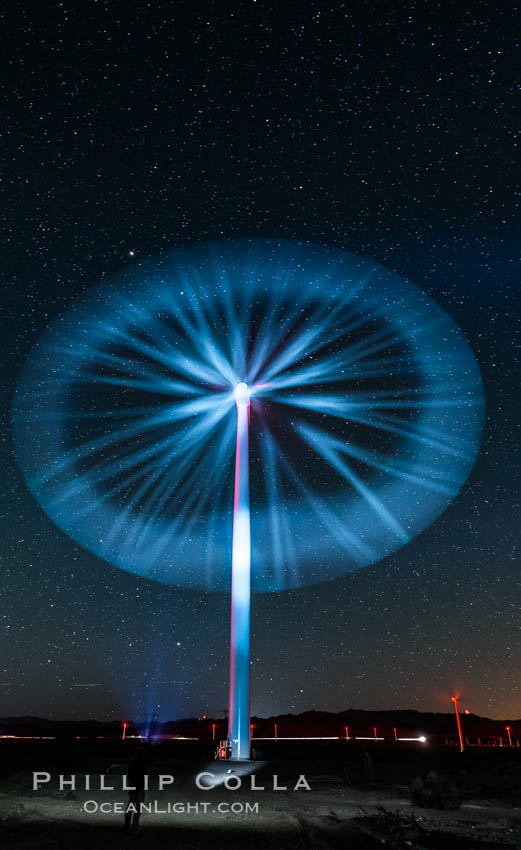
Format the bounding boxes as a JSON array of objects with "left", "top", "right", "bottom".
[
  {"left": 298, "top": 423, "right": 409, "bottom": 542},
  {"left": 13, "top": 238, "right": 484, "bottom": 592},
  {"left": 228, "top": 382, "right": 251, "bottom": 760}
]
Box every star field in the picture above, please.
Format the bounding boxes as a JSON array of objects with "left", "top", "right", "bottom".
[{"left": 1, "top": 1, "right": 520, "bottom": 721}]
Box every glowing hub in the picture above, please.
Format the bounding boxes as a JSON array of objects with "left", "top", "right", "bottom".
[{"left": 234, "top": 381, "right": 250, "bottom": 405}]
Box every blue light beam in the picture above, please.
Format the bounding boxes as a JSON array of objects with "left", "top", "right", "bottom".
[{"left": 228, "top": 382, "right": 252, "bottom": 760}]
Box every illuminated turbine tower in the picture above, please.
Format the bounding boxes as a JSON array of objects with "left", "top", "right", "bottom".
[{"left": 229, "top": 381, "right": 251, "bottom": 759}]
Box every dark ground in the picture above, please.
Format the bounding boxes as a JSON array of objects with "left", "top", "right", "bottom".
[{"left": 1, "top": 740, "right": 520, "bottom": 849}]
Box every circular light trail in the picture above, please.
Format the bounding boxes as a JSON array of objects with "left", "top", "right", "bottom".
[{"left": 13, "top": 239, "right": 484, "bottom": 592}]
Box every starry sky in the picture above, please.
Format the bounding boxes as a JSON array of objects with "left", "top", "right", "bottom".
[{"left": 2, "top": 1, "right": 520, "bottom": 722}]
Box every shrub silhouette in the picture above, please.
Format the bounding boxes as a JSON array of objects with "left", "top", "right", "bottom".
[{"left": 410, "top": 771, "right": 459, "bottom": 809}]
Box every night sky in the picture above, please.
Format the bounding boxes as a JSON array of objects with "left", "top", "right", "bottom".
[{"left": 2, "top": 2, "right": 520, "bottom": 723}]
